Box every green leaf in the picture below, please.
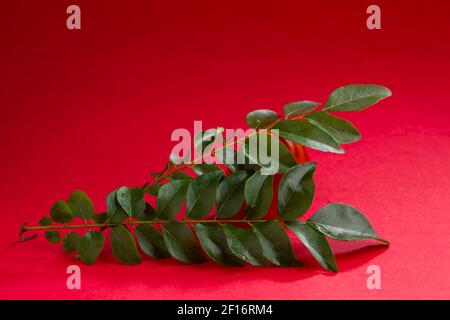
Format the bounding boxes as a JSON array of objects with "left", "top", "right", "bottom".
[
  {"left": 162, "top": 221, "right": 205, "bottom": 264},
  {"left": 274, "top": 120, "right": 344, "bottom": 154},
  {"left": 285, "top": 221, "right": 338, "bottom": 272},
  {"left": 62, "top": 232, "right": 81, "bottom": 253},
  {"left": 77, "top": 231, "right": 105, "bottom": 265},
  {"left": 106, "top": 190, "right": 128, "bottom": 223},
  {"left": 116, "top": 187, "right": 146, "bottom": 219},
  {"left": 217, "top": 147, "right": 260, "bottom": 173},
  {"left": 305, "top": 111, "right": 361, "bottom": 144},
  {"left": 323, "top": 84, "right": 392, "bottom": 112},
  {"left": 186, "top": 171, "right": 223, "bottom": 218},
  {"left": 91, "top": 213, "right": 108, "bottom": 224},
  {"left": 156, "top": 180, "right": 190, "bottom": 220},
  {"left": 223, "top": 224, "right": 270, "bottom": 266},
  {"left": 67, "top": 190, "right": 94, "bottom": 221},
  {"left": 244, "top": 172, "right": 274, "bottom": 219},
  {"left": 194, "top": 223, "right": 243, "bottom": 266},
  {"left": 39, "top": 216, "right": 52, "bottom": 226},
  {"left": 147, "top": 183, "right": 161, "bottom": 196},
  {"left": 45, "top": 231, "right": 60, "bottom": 243},
  {"left": 253, "top": 221, "right": 302, "bottom": 266},
  {"left": 246, "top": 109, "right": 281, "bottom": 129},
  {"left": 308, "top": 203, "right": 388, "bottom": 244},
  {"left": 168, "top": 172, "right": 193, "bottom": 180},
  {"left": 216, "top": 171, "right": 249, "bottom": 218},
  {"left": 243, "top": 132, "right": 297, "bottom": 174},
  {"left": 227, "top": 163, "right": 261, "bottom": 173},
  {"left": 110, "top": 225, "right": 142, "bottom": 265},
  {"left": 278, "top": 163, "right": 316, "bottom": 220},
  {"left": 135, "top": 224, "right": 170, "bottom": 259},
  {"left": 50, "top": 200, "right": 74, "bottom": 224},
  {"left": 135, "top": 203, "right": 156, "bottom": 221},
  {"left": 283, "top": 101, "right": 321, "bottom": 117},
  {"left": 191, "top": 163, "right": 222, "bottom": 175}
]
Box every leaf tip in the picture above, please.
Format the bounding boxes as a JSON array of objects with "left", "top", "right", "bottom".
[
  {"left": 384, "top": 87, "right": 393, "bottom": 97},
  {"left": 327, "top": 261, "right": 338, "bottom": 273},
  {"left": 330, "top": 266, "right": 338, "bottom": 273},
  {"left": 377, "top": 238, "right": 390, "bottom": 246}
]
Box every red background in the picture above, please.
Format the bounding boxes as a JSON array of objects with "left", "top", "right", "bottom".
[{"left": 1, "top": 0, "right": 449, "bottom": 299}]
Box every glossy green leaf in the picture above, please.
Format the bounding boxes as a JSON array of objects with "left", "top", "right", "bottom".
[
  {"left": 62, "top": 232, "right": 81, "bottom": 253},
  {"left": 246, "top": 109, "right": 280, "bottom": 129},
  {"left": 156, "top": 179, "right": 190, "bottom": 220},
  {"left": 116, "top": 187, "right": 146, "bottom": 219},
  {"left": 274, "top": 120, "right": 344, "bottom": 154},
  {"left": 67, "top": 190, "right": 94, "bottom": 221},
  {"left": 227, "top": 163, "right": 261, "bottom": 173},
  {"left": 77, "top": 231, "right": 105, "bottom": 265},
  {"left": 223, "top": 224, "right": 270, "bottom": 266},
  {"left": 253, "top": 221, "right": 302, "bottom": 266},
  {"left": 162, "top": 221, "right": 205, "bottom": 264},
  {"left": 45, "top": 231, "right": 60, "bottom": 243},
  {"left": 216, "top": 171, "right": 249, "bottom": 218},
  {"left": 106, "top": 190, "right": 128, "bottom": 223},
  {"left": 283, "top": 101, "right": 321, "bottom": 117},
  {"left": 217, "top": 147, "right": 260, "bottom": 173},
  {"left": 39, "top": 216, "right": 52, "bottom": 226},
  {"left": 186, "top": 171, "right": 223, "bottom": 218},
  {"left": 323, "top": 84, "right": 392, "bottom": 112},
  {"left": 308, "top": 203, "right": 388, "bottom": 244},
  {"left": 50, "top": 200, "right": 74, "bottom": 224},
  {"left": 194, "top": 223, "right": 243, "bottom": 266},
  {"left": 147, "top": 183, "right": 161, "bottom": 196},
  {"left": 169, "top": 172, "right": 193, "bottom": 180},
  {"left": 278, "top": 163, "right": 316, "bottom": 220},
  {"left": 110, "top": 225, "right": 142, "bottom": 265},
  {"left": 244, "top": 172, "right": 274, "bottom": 219},
  {"left": 285, "top": 221, "right": 338, "bottom": 272},
  {"left": 135, "top": 224, "right": 170, "bottom": 259},
  {"left": 305, "top": 111, "right": 361, "bottom": 144},
  {"left": 243, "top": 132, "right": 297, "bottom": 174},
  {"left": 191, "top": 163, "right": 222, "bottom": 175},
  {"left": 91, "top": 213, "right": 108, "bottom": 224},
  {"left": 134, "top": 203, "right": 156, "bottom": 221}
]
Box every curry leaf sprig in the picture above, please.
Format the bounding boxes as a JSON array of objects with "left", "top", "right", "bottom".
[{"left": 20, "top": 84, "right": 391, "bottom": 272}]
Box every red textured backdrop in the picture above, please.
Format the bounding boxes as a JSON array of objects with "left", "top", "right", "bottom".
[{"left": 1, "top": 0, "right": 449, "bottom": 299}]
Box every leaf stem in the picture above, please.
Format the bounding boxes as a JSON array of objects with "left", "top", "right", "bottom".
[{"left": 21, "top": 219, "right": 278, "bottom": 232}]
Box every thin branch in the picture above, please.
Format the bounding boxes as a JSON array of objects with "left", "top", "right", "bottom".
[{"left": 21, "top": 218, "right": 282, "bottom": 233}]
